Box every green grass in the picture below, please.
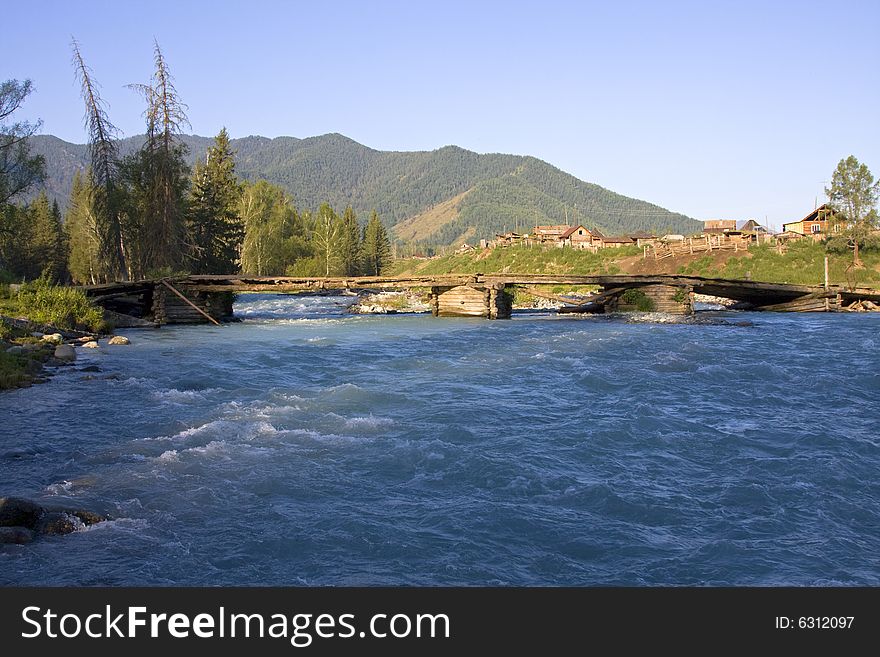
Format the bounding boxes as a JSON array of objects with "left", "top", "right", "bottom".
[
  {"left": 0, "top": 350, "right": 32, "bottom": 389},
  {"left": 676, "top": 241, "right": 880, "bottom": 287},
  {"left": 389, "top": 244, "right": 639, "bottom": 276},
  {"left": 0, "top": 278, "right": 107, "bottom": 332}
]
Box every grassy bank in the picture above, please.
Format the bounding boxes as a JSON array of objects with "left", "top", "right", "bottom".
[
  {"left": 389, "top": 240, "right": 880, "bottom": 289},
  {"left": 389, "top": 244, "right": 641, "bottom": 276},
  {"left": 0, "top": 278, "right": 107, "bottom": 336},
  {"left": 677, "top": 241, "right": 880, "bottom": 287},
  {"left": 0, "top": 278, "right": 108, "bottom": 390}
]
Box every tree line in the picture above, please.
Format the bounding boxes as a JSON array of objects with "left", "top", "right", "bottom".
[{"left": 0, "top": 41, "right": 391, "bottom": 284}]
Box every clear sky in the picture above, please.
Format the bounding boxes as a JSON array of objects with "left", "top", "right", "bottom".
[{"left": 3, "top": 0, "right": 878, "bottom": 229}]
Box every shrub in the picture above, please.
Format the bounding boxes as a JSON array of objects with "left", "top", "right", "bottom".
[
  {"left": 620, "top": 288, "right": 655, "bottom": 311},
  {"left": 15, "top": 277, "right": 106, "bottom": 331}
]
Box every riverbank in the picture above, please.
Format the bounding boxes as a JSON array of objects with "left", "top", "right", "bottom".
[
  {"left": 0, "top": 318, "right": 131, "bottom": 390},
  {"left": 0, "top": 280, "right": 117, "bottom": 390}
]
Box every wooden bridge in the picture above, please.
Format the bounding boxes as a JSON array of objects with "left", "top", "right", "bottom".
[{"left": 83, "top": 274, "right": 880, "bottom": 325}]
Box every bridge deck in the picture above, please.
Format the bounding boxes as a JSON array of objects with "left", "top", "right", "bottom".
[{"left": 83, "top": 274, "right": 880, "bottom": 318}]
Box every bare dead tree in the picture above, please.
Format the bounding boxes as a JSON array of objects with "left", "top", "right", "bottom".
[
  {"left": 123, "top": 40, "right": 191, "bottom": 273},
  {"left": 71, "top": 38, "right": 128, "bottom": 281}
]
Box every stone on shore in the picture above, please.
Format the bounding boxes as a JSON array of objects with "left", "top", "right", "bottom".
[
  {"left": 108, "top": 335, "right": 131, "bottom": 345},
  {"left": 5, "top": 345, "right": 24, "bottom": 356},
  {"left": 41, "top": 333, "right": 63, "bottom": 345},
  {"left": 54, "top": 344, "right": 76, "bottom": 361}
]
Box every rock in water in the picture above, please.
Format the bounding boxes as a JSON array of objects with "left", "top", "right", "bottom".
[
  {"left": 108, "top": 335, "right": 131, "bottom": 345},
  {"left": 54, "top": 344, "right": 76, "bottom": 361},
  {"left": 0, "top": 526, "right": 35, "bottom": 544},
  {"left": 0, "top": 497, "right": 43, "bottom": 528},
  {"left": 82, "top": 341, "right": 99, "bottom": 349},
  {"left": 36, "top": 511, "right": 86, "bottom": 535}
]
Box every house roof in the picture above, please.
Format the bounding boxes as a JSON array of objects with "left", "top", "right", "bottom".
[
  {"left": 793, "top": 203, "right": 837, "bottom": 225},
  {"left": 559, "top": 225, "right": 589, "bottom": 239},
  {"left": 534, "top": 224, "right": 570, "bottom": 234},
  {"left": 602, "top": 235, "right": 634, "bottom": 243}
]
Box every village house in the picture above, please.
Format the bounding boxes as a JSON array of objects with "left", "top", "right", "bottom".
[
  {"left": 702, "top": 219, "right": 737, "bottom": 234},
  {"left": 532, "top": 225, "right": 571, "bottom": 244},
  {"left": 782, "top": 204, "right": 838, "bottom": 239},
  {"left": 597, "top": 235, "right": 635, "bottom": 248},
  {"left": 628, "top": 231, "right": 658, "bottom": 247},
  {"left": 559, "top": 225, "right": 595, "bottom": 249}
]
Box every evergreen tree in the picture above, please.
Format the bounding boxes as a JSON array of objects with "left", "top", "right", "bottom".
[
  {"left": 122, "top": 40, "right": 191, "bottom": 276},
  {"left": 0, "top": 203, "right": 32, "bottom": 279},
  {"left": 66, "top": 169, "right": 103, "bottom": 284},
  {"left": 188, "top": 128, "right": 243, "bottom": 273},
  {"left": 361, "top": 210, "right": 392, "bottom": 275},
  {"left": 826, "top": 155, "right": 879, "bottom": 267},
  {"left": 311, "top": 203, "right": 342, "bottom": 276},
  {"left": 339, "top": 206, "right": 361, "bottom": 276},
  {"left": 28, "top": 191, "right": 68, "bottom": 281},
  {"left": 52, "top": 199, "right": 70, "bottom": 282}
]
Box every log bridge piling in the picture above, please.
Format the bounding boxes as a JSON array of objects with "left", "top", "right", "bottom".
[{"left": 82, "top": 274, "right": 880, "bottom": 325}]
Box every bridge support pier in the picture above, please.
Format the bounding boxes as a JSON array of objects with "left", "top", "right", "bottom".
[
  {"left": 152, "top": 286, "right": 234, "bottom": 324},
  {"left": 605, "top": 284, "right": 693, "bottom": 315},
  {"left": 430, "top": 284, "right": 512, "bottom": 319}
]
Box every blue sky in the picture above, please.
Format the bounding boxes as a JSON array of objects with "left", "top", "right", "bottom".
[{"left": 3, "top": 0, "right": 878, "bottom": 229}]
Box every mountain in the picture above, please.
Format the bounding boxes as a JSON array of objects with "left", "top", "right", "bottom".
[{"left": 29, "top": 133, "right": 700, "bottom": 245}]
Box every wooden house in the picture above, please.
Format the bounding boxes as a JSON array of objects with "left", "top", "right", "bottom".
[
  {"left": 559, "top": 225, "right": 595, "bottom": 249},
  {"left": 702, "top": 219, "right": 737, "bottom": 234},
  {"left": 782, "top": 204, "right": 838, "bottom": 238},
  {"left": 533, "top": 225, "right": 571, "bottom": 244},
  {"left": 598, "top": 235, "right": 635, "bottom": 248},
  {"left": 628, "top": 230, "right": 658, "bottom": 247}
]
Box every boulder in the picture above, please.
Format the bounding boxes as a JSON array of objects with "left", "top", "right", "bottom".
[
  {"left": 5, "top": 345, "right": 24, "bottom": 356},
  {"left": 0, "top": 497, "right": 43, "bottom": 528},
  {"left": 54, "top": 344, "right": 76, "bottom": 361},
  {"left": 82, "top": 341, "right": 99, "bottom": 349},
  {"left": 108, "top": 335, "right": 131, "bottom": 346},
  {"left": 41, "top": 333, "right": 63, "bottom": 345},
  {"left": 65, "top": 509, "right": 106, "bottom": 526},
  {"left": 36, "top": 511, "right": 86, "bottom": 535},
  {"left": 0, "top": 526, "right": 35, "bottom": 544}
]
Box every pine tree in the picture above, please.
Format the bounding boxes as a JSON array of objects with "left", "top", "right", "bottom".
[
  {"left": 28, "top": 191, "right": 67, "bottom": 281},
  {"left": 188, "top": 128, "right": 243, "bottom": 273},
  {"left": 122, "top": 39, "right": 191, "bottom": 276},
  {"left": 361, "top": 210, "right": 392, "bottom": 275},
  {"left": 826, "top": 155, "right": 879, "bottom": 268},
  {"left": 52, "top": 199, "right": 70, "bottom": 282},
  {"left": 66, "top": 169, "right": 103, "bottom": 284},
  {"left": 339, "top": 206, "right": 361, "bottom": 276},
  {"left": 0, "top": 203, "right": 32, "bottom": 279}
]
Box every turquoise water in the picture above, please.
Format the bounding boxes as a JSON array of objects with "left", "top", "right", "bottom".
[{"left": 1, "top": 295, "right": 878, "bottom": 585}]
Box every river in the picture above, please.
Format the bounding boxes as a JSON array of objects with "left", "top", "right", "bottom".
[{"left": 1, "top": 295, "right": 878, "bottom": 585}]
